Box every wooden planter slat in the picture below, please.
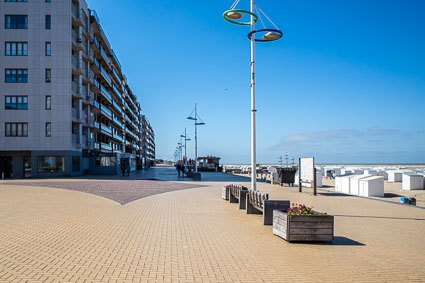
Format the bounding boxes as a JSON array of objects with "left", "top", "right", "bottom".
[{"left": 273, "top": 210, "right": 334, "bottom": 242}]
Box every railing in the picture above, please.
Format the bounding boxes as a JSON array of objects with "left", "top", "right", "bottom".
[
  {"left": 94, "top": 121, "right": 100, "bottom": 129},
  {"left": 94, "top": 142, "right": 100, "bottom": 150},
  {"left": 112, "top": 83, "right": 121, "bottom": 96},
  {"left": 113, "top": 116, "right": 124, "bottom": 129},
  {"left": 112, "top": 99, "right": 123, "bottom": 114},
  {"left": 72, "top": 81, "right": 81, "bottom": 95},
  {"left": 100, "top": 86, "right": 112, "bottom": 101},
  {"left": 72, "top": 108, "right": 81, "bottom": 120},
  {"left": 93, "top": 100, "right": 100, "bottom": 110},
  {"left": 100, "top": 104, "right": 112, "bottom": 119},
  {"left": 72, "top": 134, "right": 81, "bottom": 145},
  {"left": 100, "top": 46, "right": 111, "bottom": 65},
  {"left": 100, "top": 123, "right": 112, "bottom": 135},
  {"left": 72, "top": 30, "right": 82, "bottom": 44},
  {"left": 100, "top": 142, "right": 112, "bottom": 152},
  {"left": 100, "top": 66, "right": 112, "bottom": 85},
  {"left": 113, "top": 133, "right": 124, "bottom": 143},
  {"left": 72, "top": 56, "right": 81, "bottom": 70},
  {"left": 72, "top": 5, "right": 82, "bottom": 20},
  {"left": 111, "top": 49, "right": 122, "bottom": 69}
]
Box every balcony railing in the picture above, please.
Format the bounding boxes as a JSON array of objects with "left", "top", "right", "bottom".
[
  {"left": 93, "top": 100, "right": 100, "bottom": 110},
  {"left": 72, "top": 134, "right": 81, "bottom": 145},
  {"left": 72, "top": 30, "right": 83, "bottom": 45},
  {"left": 100, "top": 104, "right": 112, "bottom": 119},
  {"left": 100, "top": 123, "right": 112, "bottom": 135},
  {"left": 100, "top": 46, "right": 111, "bottom": 65},
  {"left": 100, "top": 86, "right": 112, "bottom": 102},
  {"left": 112, "top": 83, "right": 121, "bottom": 96},
  {"left": 72, "top": 81, "right": 81, "bottom": 95},
  {"left": 72, "top": 108, "right": 81, "bottom": 120},
  {"left": 100, "top": 142, "right": 112, "bottom": 152},
  {"left": 100, "top": 66, "right": 112, "bottom": 85}
]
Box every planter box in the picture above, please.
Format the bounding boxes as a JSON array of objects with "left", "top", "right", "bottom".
[
  {"left": 222, "top": 186, "right": 230, "bottom": 200},
  {"left": 273, "top": 210, "right": 334, "bottom": 242}
]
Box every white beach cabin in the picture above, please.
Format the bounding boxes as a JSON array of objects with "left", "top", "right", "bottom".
[
  {"left": 387, "top": 170, "right": 403, "bottom": 182},
  {"left": 359, "top": 176, "right": 384, "bottom": 197},
  {"left": 349, "top": 174, "right": 373, "bottom": 195},
  {"left": 402, "top": 173, "right": 424, "bottom": 191}
]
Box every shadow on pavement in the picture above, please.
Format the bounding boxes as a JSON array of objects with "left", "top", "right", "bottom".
[{"left": 332, "top": 236, "right": 365, "bottom": 246}]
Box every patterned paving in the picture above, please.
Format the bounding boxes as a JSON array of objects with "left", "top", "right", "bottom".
[
  {"left": 0, "top": 167, "right": 425, "bottom": 282},
  {"left": 3, "top": 180, "right": 203, "bottom": 204}
]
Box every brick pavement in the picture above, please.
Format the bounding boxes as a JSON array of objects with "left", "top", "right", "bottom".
[{"left": 0, "top": 167, "right": 425, "bottom": 282}]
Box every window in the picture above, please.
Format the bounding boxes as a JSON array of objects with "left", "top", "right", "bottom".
[
  {"left": 37, "top": 156, "right": 64, "bottom": 173},
  {"left": 5, "top": 69, "right": 28, "bottom": 83},
  {"left": 45, "top": 15, "right": 51, "bottom": 29},
  {"left": 5, "top": 15, "right": 27, "bottom": 29},
  {"left": 45, "top": 69, "right": 51, "bottom": 83},
  {"left": 72, "top": 156, "right": 80, "bottom": 172},
  {"left": 5, "top": 42, "right": 28, "bottom": 56},
  {"left": 45, "top": 122, "right": 51, "bottom": 137},
  {"left": 45, "top": 42, "right": 51, "bottom": 56},
  {"left": 45, "top": 0, "right": 51, "bottom": 2},
  {"left": 5, "top": 123, "right": 28, "bottom": 137},
  {"left": 45, "top": 96, "right": 51, "bottom": 110},
  {"left": 5, "top": 96, "right": 28, "bottom": 110},
  {"left": 5, "top": 0, "right": 28, "bottom": 2}
]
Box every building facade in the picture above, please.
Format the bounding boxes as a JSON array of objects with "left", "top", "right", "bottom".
[{"left": 0, "top": 0, "right": 155, "bottom": 178}]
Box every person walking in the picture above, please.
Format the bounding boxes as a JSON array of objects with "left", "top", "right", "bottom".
[
  {"left": 120, "top": 162, "right": 126, "bottom": 177},
  {"left": 181, "top": 163, "right": 185, "bottom": 177},
  {"left": 176, "top": 161, "right": 181, "bottom": 177}
]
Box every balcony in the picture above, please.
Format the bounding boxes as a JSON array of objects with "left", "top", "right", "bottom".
[
  {"left": 82, "top": 136, "right": 93, "bottom": 149},
  {"left": 82, "top": 70, "right": 94, "bottom": 84},
  {"left": 71, "top": 81, "right": 84, "bottom": 99},
  {"left": 72, "top": 5, "right": 84, "bottom": 27},
  {"left": 92, "top": 100, "right": 100, "bottom": 112},
  {"left": 100, "top": 104, "right": 112, "bottom": 120},
  {"left": 72, "top": 108, "right": 84, "bottom": 123},
  {"left": 112, "top": 99, "right": 123, "bottom": 114},
  {"left": 72, "top": 56, "right": 84, "bottom": 76},
  {"left": 112, "top": 116, "right": 124, "bottom": 129},
  {"left": 82, "top": 48, "right": 94, "bottom": 63},
  {"left": 100, "top": 142, "right": 113, "bottom": 153},
  {"left": 110, "top": 68, "right": 121, "bottom": 87},
  {"left": 100, "top": 46, "right": 111, "bottom": 66},
  {"left": 100, "top": 123, "right": 112, "bottom": 136},
  {"left": 92, "top": 121, "right": 100, "bottom": 132},
  {"left": 91, "top": 58, "right": 101, "bottom": 75},
  {"left": 94, "top": 142, "right": 100, "bottom": 150},
  {"left": 72, "top": 134, "right": 82, "bottom": 148},
  {"left": 100, "top": 66, "right": 112, "bottom": 87},
  {"left": 84, "top": 114, "right": 94, "bottom": 127},
  {"left": 72, "top": 30, "right": 84, "bottom": 51},
  {"left": 100, "top": 86, "right": 112, "bottom": 104},
  {"left": 112, "top": 133, "right": 124, "bottom": 143},
  {"left": 111, "top": 82, "right": 122, "bottom": 97}
]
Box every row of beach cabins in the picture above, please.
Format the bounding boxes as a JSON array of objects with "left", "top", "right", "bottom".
[{"left": 223, "top": 165, "right": 425, "bottom": 198}]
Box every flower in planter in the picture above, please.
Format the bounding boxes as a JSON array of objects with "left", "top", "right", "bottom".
[
  {"left": 225, "top": 184, "right": 232, "bottom": 188},
  {"left": 287, "top": 203, "right": 322, "bottom": 215}
]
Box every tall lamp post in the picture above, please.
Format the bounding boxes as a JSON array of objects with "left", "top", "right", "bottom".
[
  {"left": 180, "top": 128, "right": 191, "bottom": 164},
  {"left": 223, "top": 0, "right": 283, "bottom": 191},
  {"left": 187, "top": 103, "right": 206, "bottom": 173}
]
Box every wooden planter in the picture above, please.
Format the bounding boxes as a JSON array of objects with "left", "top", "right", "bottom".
[{"left": 273, "top": 210, "right": 334, "bottom": 242}]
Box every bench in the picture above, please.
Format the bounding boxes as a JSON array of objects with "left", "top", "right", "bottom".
[
  {"left": 228, "top": 184, "right": 249, "bottom": 209},
  {"left": 246, "top": 190, "right": 290, "bottom": 225}
]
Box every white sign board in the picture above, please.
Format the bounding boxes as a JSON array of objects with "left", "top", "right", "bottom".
[{"left": 300, "top": 157, "right": 314, "bottom": 182}]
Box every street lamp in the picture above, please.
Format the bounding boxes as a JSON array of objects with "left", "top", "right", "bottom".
[
  {"left": 187, "top": 103, "right": 206, "bottom": 173},
  {"left": 180, "top": 128, "right": 191, "bottom": 164},
  {"left": 223, "top": 0, "right": 283, "bottom": 191}
]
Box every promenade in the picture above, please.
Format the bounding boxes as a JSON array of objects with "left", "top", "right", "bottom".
[{"left": 1, "top": 166, "right": 425, "bottom": 282}]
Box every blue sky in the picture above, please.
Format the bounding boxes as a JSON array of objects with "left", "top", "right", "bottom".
[{"left": 88, "top": 0, "right": 425, "bottom": 164}]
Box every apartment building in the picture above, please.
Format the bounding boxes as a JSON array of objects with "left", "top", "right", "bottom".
[{"left": 0, "top": 0, "right": 155, "bottom": 178}]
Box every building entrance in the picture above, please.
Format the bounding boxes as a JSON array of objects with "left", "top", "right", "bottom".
[{"left": 0, "top": 157, "right": 13, "bottom": 178}]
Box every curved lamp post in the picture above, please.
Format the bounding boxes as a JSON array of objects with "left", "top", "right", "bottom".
[
  {"left": 187, "top": 103, "right": 206, "bottom": 173},
  {"left": 223, "top": 0, "right": 283, "bottom": 191}
]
